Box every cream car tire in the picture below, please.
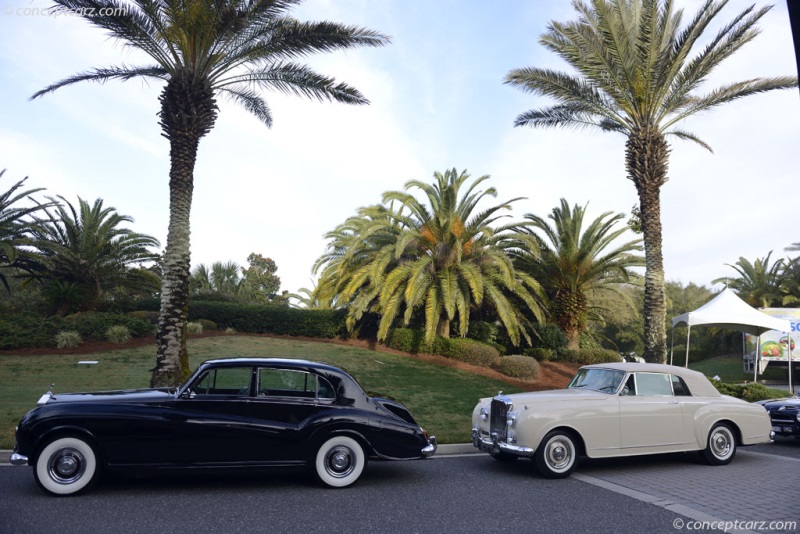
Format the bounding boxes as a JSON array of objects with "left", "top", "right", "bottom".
[
  {"left": 702, "top": 423, "right": 736, "bottom": 465},
  {"left": 535, "top": 430, "right": 577, "bottom": 478},
  {"left": 34, "top": 436, "right": 98, "bottom": 496},
  {"left": 315, "top": 436, "right": 365, "bottom": 488}
]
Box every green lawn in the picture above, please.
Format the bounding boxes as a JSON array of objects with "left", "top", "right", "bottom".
[
  {"left": 688, "top": 354, "right": 793, "bottom": 384},
  {"left": 0, "top": 335, "right": 522, "bottom": 450}
]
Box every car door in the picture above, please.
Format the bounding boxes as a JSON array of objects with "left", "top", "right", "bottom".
[
  {"left": 618, "top": 372, "right": 688, "bottom": 451},
  {"left": 244, "top": 367, "right": 339, "bottom": 463},
  {"left": 160, "top": 365, "right": 259, "bottom": 464}
]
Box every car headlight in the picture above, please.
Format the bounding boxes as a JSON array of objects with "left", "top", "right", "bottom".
[
  {"left": 506, "top": 412, "right": 516, "bottom": 428},
  {"left": 796, "top": 413, "right": 800, "bottom": 423},
  {"left": 479, "top": 407, "right": 489, "bottom": 421}
]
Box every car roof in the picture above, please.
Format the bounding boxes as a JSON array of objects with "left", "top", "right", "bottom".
[
  {"left": 199, "top": 358, "right": 348, "bottom": 375},
  {"left": 581, "top": 362, "right": 721, "bottom": 397}
]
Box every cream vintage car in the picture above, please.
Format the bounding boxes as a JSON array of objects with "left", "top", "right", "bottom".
[{"left": 471, "top": 362, "right": 773, "bottom": 478}]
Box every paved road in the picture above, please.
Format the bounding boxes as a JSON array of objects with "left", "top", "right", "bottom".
[{"left": 2, "top": 442, "right": 799, "bottom": 534}]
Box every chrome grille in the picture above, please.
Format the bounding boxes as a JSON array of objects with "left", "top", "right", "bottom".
[{"left": 490, "top": 397, "right": 512, "bottom": 442}]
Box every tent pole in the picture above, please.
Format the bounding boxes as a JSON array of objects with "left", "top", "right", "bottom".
[
  {"left": 670, "top": 326, "right": 674, "bottom": 366},
  {"left": 685, "top": 326, "right": 691, "bottom": 367},
  {"left": 754, "top": 335, "right": 760, "bottom": 384},
  {"left": 789, "top": 332, "right": 794, "bottom": 395}
]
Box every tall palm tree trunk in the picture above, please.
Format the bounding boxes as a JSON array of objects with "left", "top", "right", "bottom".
[
  {"left": 150, "top": 77, "right": 217, "bottom": 388},
  {"left": 626, "top": 128, "right": 669, "bottom": 363}
]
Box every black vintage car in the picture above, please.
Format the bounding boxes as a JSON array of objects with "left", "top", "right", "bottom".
[
  {"left": 11, "top": 358, "right": 437, "bottom": 495},
  {"left": 756, "top": 391, "right": 800, "bottom": 439}
]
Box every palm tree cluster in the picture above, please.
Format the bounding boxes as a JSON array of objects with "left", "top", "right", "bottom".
[
  {"left": 190, "top": 253, "right": 284, "bottom": 304},
  {"left": 0, "top": 171, "right": 161, "bottom": 315},
  {"left": 312, "top": 169, "right": 643, "bottom": 348},
  {"left": 22, "top": 0, "right": 795, "bottom": 382},
  {"left": 714, "top": 249, "right": 800, "bottom": 308}
]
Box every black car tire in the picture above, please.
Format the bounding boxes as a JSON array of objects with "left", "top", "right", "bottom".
[
  {"left": 535, "top": 430, "right": 577, "bottom": 478},
  {"left": 702, "top": 423, "right": 736, "bottom": 465},
  {"left": 34, "top": 436, "right": 99, "bottom": 496},
  {"left": 315, "top": 436, "right": 365, "bottom": 488}
]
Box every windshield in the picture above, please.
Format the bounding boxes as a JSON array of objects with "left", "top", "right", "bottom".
[{"left": 568, "top": 368, "right": 625, "bottom": 394}]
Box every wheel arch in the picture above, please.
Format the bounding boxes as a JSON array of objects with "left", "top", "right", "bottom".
[
  {"left": 34, "top": 426, "right": 102, "bottom": 463},
  {"left": 538, "top": 425, "right": 586, "bottom": 457}
]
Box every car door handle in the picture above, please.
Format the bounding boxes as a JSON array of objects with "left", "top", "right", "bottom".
[{"left": 669, "top": 401, "right": 680, "bottom": 404}]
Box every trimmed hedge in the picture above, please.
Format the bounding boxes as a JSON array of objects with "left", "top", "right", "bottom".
[
  {"left": 0, "top": 312, "right": 152, "bottom": 350},
  {"left": 384, "top": 328, "right": 500, "bottom": 367},
  {"left": 523, "top": 347, "right": 555, "bottom": 362},
  {"left": 557, "top": 348, "right": 623, "bottom": 365},
  {"left": 187, "top": 301, "right": 347, "bottom": 339},
  {"left": 494, "top": 355, "right": 540, "bottom": 380},
  {"left": 709, "top": 379, "right": 790, "bottom": 402}
]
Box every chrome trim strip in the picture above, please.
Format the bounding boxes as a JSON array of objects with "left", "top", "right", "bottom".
[
  {"left": 471, "top": 428, "right": 535, "bottom": 457},
  {"left": 421, "top": 436, "right": 438, "bottom": 457},
  {"left": 10, "top": 452, "right": 29, "bottom": 466}
]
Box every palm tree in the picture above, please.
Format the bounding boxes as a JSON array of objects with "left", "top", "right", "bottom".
[
  {"left": 189, "top": 261, "right": 242, "bottom": 297},
  {"left": 515, "top": 199, "right": 644, "bottom": 349},
  {"left": 31, "top": 0, "right": 389, "bottom": 386},
  {"left": 0, "top": 170, "right": 56, "bottom": 291},
  {"left": 712, "top": 252, "right": 785, "bottom": 307},
  {"left": 314, "top": 168, "right": 544, "bottom": 345},
  {"left": 25, "top": 197, "right": 161, "bottom": 315},
  {"left": 505, "top": 0, "right": 797, "bottom": 362}
]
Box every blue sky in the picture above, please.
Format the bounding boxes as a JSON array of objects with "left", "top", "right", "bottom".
[{"left": 1, "top": 0, "right": 798, "bottom": 297}]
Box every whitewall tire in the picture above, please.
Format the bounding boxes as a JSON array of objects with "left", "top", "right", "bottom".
[
  {"left": 535, "top": 430, "right": 577, "bottom": 478},
  {"left": 315, "top": 436, "right": 365, "bottom": 488},
  {"left": 34, "top": 436, "right": 98, "bottom": 496},
  {"left": 703, "top": 423, "right": 736, "bottom": 465}
]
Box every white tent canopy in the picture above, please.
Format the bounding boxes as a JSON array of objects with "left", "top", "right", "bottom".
[{"left": 670, "top": 287, "right": 791, "bottom": 367}]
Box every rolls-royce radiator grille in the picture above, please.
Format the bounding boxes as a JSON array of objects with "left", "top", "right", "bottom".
[{"left": 490, "top": 398, "right": 510, "bottom": 442}]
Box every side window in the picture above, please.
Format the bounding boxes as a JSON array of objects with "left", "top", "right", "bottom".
[
  {"left": 671, "top": 375, "right": 692, "bottom": 396},
  {"left": 258, "top": 369, "right": 317, "bottom": 399},
  {"left": 192, "top": 367, "right": 252, "bottom": 396},
  {"left": 317, "top": 376, "right": 336, "bottom": 400},
  {"left": 633, "top": 372, "right": 673, "bottom": 396}
]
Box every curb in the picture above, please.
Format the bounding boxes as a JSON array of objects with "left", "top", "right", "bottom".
[{"left": 0, "top": 444, "right": 478, "bottom": 465}]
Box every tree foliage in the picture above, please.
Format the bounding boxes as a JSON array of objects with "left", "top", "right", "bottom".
[
  {"left": 313, "top": 168, "right": 545, "bottom": 345},
  {"left": 505, "top": 0, "right": 796, "bottom": 362}
]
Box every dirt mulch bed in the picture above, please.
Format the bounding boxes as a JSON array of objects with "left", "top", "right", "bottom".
[{"left": 0, "top": 332, "right": 580, "bottom": 391}]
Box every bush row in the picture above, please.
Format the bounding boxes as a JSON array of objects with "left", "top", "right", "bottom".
[
  {"left": 184, "top": 301, "right": 348, "bottom": 338},
  {"left": 0, "top": 312, "right": 152, "bottom": 349},
  {"left": 709, "top": 379, "right": 788, "bottom": 402}
]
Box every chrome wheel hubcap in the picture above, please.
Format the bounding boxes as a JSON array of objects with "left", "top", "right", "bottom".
[
  {"left": 325, "top": 446, "right": 355, "bottom": 478},
  {"left": 48, "top": 448, "right": 86, "bottom": 484}
]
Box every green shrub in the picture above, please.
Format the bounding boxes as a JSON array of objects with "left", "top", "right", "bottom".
[
  {"left": 64, "top": 312, "right": 152, "bottom": 340},
  {"left": 224, "top": 327, "right": 236, "bottom": 334},
  {"left": 187, "top": 301, "right": 347, "bottom": 338},
  {"left": 196, "top": 319, "right": 218, "bottom": 331},
  {"left": 0, "top": 314, "right": 67, "bottom": 349},
  {"left": 105, "top": 325, "right": 131, "bottom": 344},
  {"left": 494, "top": 355, "right": 540, "bottom": 379},
  {"left": 468, "top": 321, "right": 499, "bottom": 344},
  {"left": 709, "top": 378, "right": 789, "bottom": 402},
  {"left": 55, "top": 330, "right": 82, "bottom": 349},
  {"left": 187, "top": 322, "right": 203, "bottom": 335},
  {"left": 557, "top": 348, "right": 622, "bottom": 365},
  {"left": 129, "top": 310, "right": 159, "bottom": 325},
  {"left": 384, "top": 328, "right": 434, "bottom": 354},
  {"left": 523, "top": 347, "right": 554, "bottom": 361},
  {"left": 447, "top": 338, "right": 500, "bottom": 367},
  {"left": 532, "top": 324, "right": 568, "bottom": 350}
]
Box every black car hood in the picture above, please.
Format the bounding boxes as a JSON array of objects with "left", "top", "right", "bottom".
[
  {"left": 42, "top": 388, "right": 175, "bottom": 405},
  {"left": 759, "top": 397, "right": 800, "bottom": 409}
]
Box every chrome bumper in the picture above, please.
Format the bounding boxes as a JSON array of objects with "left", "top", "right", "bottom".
[
  {"left": 472, "top": 427, "right": 535, "bottom": 457},
  {"left": 10, "top": 452, "right": 29, "bottom": 466},
  {"left": 421, "top": 436, "right": 437, "bottom": 457}
]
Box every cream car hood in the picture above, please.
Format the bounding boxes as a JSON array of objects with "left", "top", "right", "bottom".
[{"left": 480, "top": 388, "right": 611, "bottom": 404}]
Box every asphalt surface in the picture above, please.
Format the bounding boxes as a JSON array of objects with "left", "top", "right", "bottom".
[{"left": 3, "top": 440, "right": 800, "bottom": 534}]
